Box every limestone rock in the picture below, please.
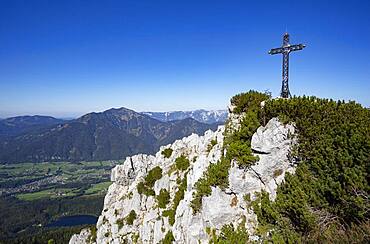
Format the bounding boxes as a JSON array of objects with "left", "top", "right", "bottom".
[
  {"left": 69, "top": 228, "right": 93, "bottom": 244},
  {"left": 70, "top": 115, "right": 296, "bottom": 244},
  {"left": 251, "top": 117, "right": 294, "bottom": 154}
]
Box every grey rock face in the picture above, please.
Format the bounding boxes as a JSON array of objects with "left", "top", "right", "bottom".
[
  {"left": 69, "top": 228, "right": 93, "bottom": 244},
  {"left": 70, "top": 114, "right": 296, "bottom": 244}
]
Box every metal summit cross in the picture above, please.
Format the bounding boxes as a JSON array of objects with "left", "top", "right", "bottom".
[{"left": 269, "top": 33, "right": 306, "bottom": 98}]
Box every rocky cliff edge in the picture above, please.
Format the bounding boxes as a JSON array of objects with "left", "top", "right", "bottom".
[{"left": 70, "top": 112, "right": 295, "bottom": 244}]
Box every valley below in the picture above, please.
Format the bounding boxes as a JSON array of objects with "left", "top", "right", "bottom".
[
  {"left": 0, "top": 160, "right": 119, "bottom": 243},
  {"left": 0, "top": 109, "right": 222, "bottom": 243}
]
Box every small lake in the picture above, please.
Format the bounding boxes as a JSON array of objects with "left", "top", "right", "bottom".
[{"left": 47, "top": 215, "right": 97, "bottom": 227}]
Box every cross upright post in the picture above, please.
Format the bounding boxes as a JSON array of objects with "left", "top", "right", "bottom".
[{"left": 269, "top": 33, "right": 306, "bottom": 98}]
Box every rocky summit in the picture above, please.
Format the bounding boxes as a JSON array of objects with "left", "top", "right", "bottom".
[{"left": 70, "top": 105, "right": 296, "bottom": 243}]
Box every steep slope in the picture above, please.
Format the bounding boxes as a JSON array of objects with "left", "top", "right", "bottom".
[
  {"left": 142, "top": 110, "right": 228, "bottom": 124},
  {"left": 69, "top": 95, "right": 296, "bottom": 243},
  {"left": 0, "top": 108, "right": 217, "bottom": 164}
]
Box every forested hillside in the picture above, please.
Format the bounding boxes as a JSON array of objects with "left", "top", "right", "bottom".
[
  {"left": 0, "top": 116, "right": 65, "bottom": 138},
  {"left": 232, "top": 91, "right": 370, "bottom": 242},
  {"left": 0, "top": 108, "right": 217, "bottom": 164}
]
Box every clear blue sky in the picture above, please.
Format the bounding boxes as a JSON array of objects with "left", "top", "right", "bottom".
[{"left": 1, "top": 0, "right": 369, "bottom": 118}]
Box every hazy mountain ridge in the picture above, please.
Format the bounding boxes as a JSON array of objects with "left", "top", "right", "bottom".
[
  {"left": 0, "top": 115, "right": 65, "bottom": 138},
  {"left": 0, "top": 108, "right": 217, "bottom": 164},
  {"left": 142, "top": 109, "right": 228, "bottom": 124}
]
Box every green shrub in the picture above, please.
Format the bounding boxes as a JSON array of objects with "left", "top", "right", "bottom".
[
  {"left": 157, "top": 189, "right": 170, "bottom": 208},
  {"left": 251, "top": 96, "right": 370, "bottom": 242},
  {"left": 173, "top": 177, "right": 187, "bottom": 209},
  {"left": 243, "top": 193, "right": 251, "bottom": 203},
  {"left": 224, "top": 107, "right": 261, "bottom": 168},
  {"left": 163, "top": 175, "right": 187, "bottom": 225},
  {"left": 230, "top": 90, "right": 270, "bottom": 114},
  {"left": 278, "top": 114, "right": 290, "bottom": 124},
  {"left": 137, "top": 181, "right": 145, "bottom": 194},
  {"left": 205, "top": 226, "right": 211, "bottom": 235},
  {"left": 145, "top": 166, "right": 163, "bottom": 187},
  {"left": 243, "top": 193, "right": 252, "bottom": 209},
  {"left": 191, "top": 178, "right": 211, "bottom": 212},
  {"left": 137, "top": 181, "right": 155, "bottom": 196},
  {"left": 207, "top": 139, "right": 217, "bottom": 152},
  {"left": 209, "top": 218, "right": 249, "bottom": 244},
  {"left": 126, "top": 210, "right": 137, "bottom": 225},
  {"left": 161, "top": 148, "right": 173, "bottom": 158},
  {"left": 116, "top": 218, "right": 125, "bottom": 229},
  {"left": 89, "top": 226, "right": 97, "bottom": 243},
  {"left": 191, "top": 157, "right": 231, "bottom": 213},
  {"left": 162, "top": 209, "right": 175, "bottom": 226},
  {"left": 303, "top": 220, "right": 370, "bottom": 243},
  {"left": 137, "top": 166, "right": 162, "bottom": 196},
  {"left": 162, "top": 230, "right": 175, "bottom": 244},
  {"left": 227, "top": 140, "right": 259, "bottom": 167},
  {"left": 132, "top": 232, "right": 139, "bottom": 243},
  {"left": 176, "top": 176, "right": 182, "bottom": 185},
  {"left": 175, "top": 155, "right": 190, "bottom": 171}
]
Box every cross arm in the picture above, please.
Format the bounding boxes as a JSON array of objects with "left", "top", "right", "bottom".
[
  {"left": 268, "top": 47, "right": 284, "bottom": 55},
  {"left": 288, "top": 44, "right": 306, "bottom": 52}
]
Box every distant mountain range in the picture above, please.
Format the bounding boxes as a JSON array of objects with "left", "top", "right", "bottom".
[
  {"left": 142, "top": 109, "right": 228, "bottom": 124},
  {"left": 0, "top": 108, "right": 219, "bottom": 164},
  {"left": 0, "top": 116, "right": 65, "bottom": 138}
]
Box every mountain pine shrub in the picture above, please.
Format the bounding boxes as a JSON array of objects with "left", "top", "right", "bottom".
[
  {"left": 157, "top": 189, "right": 170, "bottom": 209},
  {"left": 126, "top": 210, "right": 137, "bottom": 225},
  {"left": 162, "top": 230, "right": 175, "bottom": 244},
  {"left": 163, "top": 174, "right": 188, "bottom": 225},
  {"left": 207, "top": 139, "right": 217, "bottom": 152},
  {"left": 192, "top": 91, "right": 369, "bottom": 242},
  {"left": 137, "top": 166, "right": 162, "bottom": 196},
  {"left": 145, "top": 166, "right": 162, "bottom": 187},
  {"left": 116, "top": 218, "right": 124, "bottom": 229},
  {"left": 175, "top": 155, "right": 190, "bottom": 171},
  {"left": 209, "top": 217, "right": 249, "bottom": 243},
  {"left": 251, "top": 95, "right": 370, "bottom": 242},
  {"left": 161, "top": 148, "right": 173, "bottom": 158}
]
